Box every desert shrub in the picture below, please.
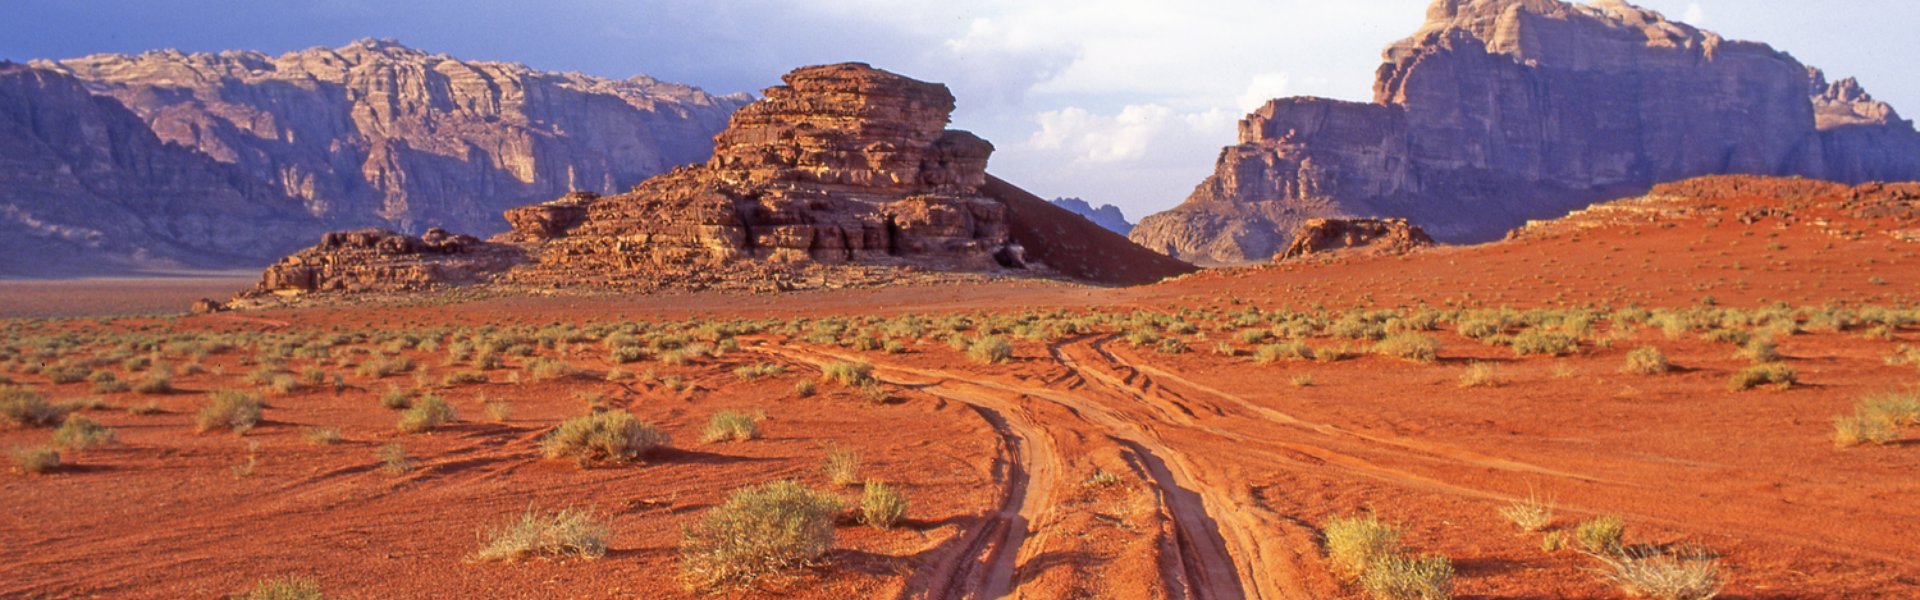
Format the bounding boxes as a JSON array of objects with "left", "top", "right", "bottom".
[
  {"left": 823, "top": 444, "right": 861, "bottom": 486},
  {"left": 1254, "top": 341, "right": 1311, "bottom": 364},
  {"left": 1593, "top": 546, "right": 1722, "bottom": 600},
  {"left": 1362, "top": 554, "right": 1455, "bottom": 600},
  {"left": 679, "top": 480, "right": 843, "bottom": 590},
  {"left": 1510, "top": 329, "right": 1577, "bottom": 356},
  {"left": 793, "top": 380, "right": 817, "bottom": 397},
  {"left": 1832, "top": 413, "right": 1897, "bottom": 448},
  {"left": 242, "top": 575, "right": 325, "bottom": 600},
  {"left": 471, "top": 507, "right": 610, "bottom": 562},
  {"left": 302, "top": 427, "right": 342, "bottom": 445},
  {"left": 355, "top": 357, "right": 414, "bottom": 378},
  {"left": 379, "top": 387, "right": 412, "bottom": 409},
  {"left": 11, "top": 445, "right": 60, "bottom": 474},
  {"left": 1858, "top": 391, "right": 1920, "bottom": 426},
  {"left": 1331, "top": 315, "right": 1387, "bottom": 341},
  {"left": 1, "top": 385, "right": 68, "bottom": 427},
  {"left": 1290, "top": 374, "right": 1316, "bottom": 387},
  {"left": 1457, "top": 362, "right": 1502, "bottom": 388},
  {"left": 821, "top": 361, "right": 874, "bottom": 387},
  {"left": 702, "top": 410, "right": 761, "bottom": 443},
  {"left": 1498, "top": 493, "right": 1554, "bottom": 532},
  {"left": 1324, "top": 514, "right": 1402, "bottom": 580},
  {"left": 856, "top": 381, "right": 893, "bottom": 404},
  {"left": 196, "top": 390, "right": 264, "bottom": 434},
  {"left": 1574, "top": 515, "right": 1626, "bottom": 555},
  {"left": 131, "top": 372, "right": 174, "bottom": 395},
  {"left": 52, "top": 414, "right": 115, "bottom": 450},
  {"left": 1701, "top": 328, "right": 1751, "bottom": 346},
  {"left": 1541, "top": 531, "right": 1569, "bottom": 553},
  {"left": 608, "top": 346, "right": 648, "bottom": 364},
  {"left": 526, "top": 357, "right": 579, "bottom": 380},
  {"left": 1622, "top": 346, "right": 1669, "bottom": 375},
  {"left": 1155, "top": 337, "right": 1190, "bottom": 354},
  {"left": 1736, "top": 339, "right": 1781, "bottom": 363},
  {"left": 1235, "top": 329, "right": 1271, "bottom": 345},
  {"left": 483, "top": 397, "right": 513, "bottom": 422},
  {"left": 732, "top": 363, "right": 786, "bottom": 381},
  {"left": 397, "top": 394, "right": 457, "bottom": 433},
  {"left": 442, "top": 371, "right": 488, "bottom": 386},
  {"left": 1374, "top": 333, "right": 1440, "bottom": 363},
  {"left": 860, "top": 481, "right": 909, "bottom": 529},
  {"left": 91, "top": 377, "right": 131, "bottom": 394},
  {"left": 1313, "top": 345, "right": 1351, "bottom": 363},
  {"left": 1727, "top": 363, "right": 1796, "bottom": 391},
  {"left": 45, "top": 363, "right": 89, "bottom": 384},
  {"left": 378, "top": 443, "right": 412, "bottom": 474},
  {"left": 541, "top": 412, "right": 668, "bottom": 467},
  {"left": 1456, "top": 318, "right": 1503, "bottom": 340},
  {"left": 964, "top": 337, "right": 1013, "bottom": 365}
]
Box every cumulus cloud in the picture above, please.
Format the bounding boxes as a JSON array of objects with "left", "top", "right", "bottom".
[{"left": 1029, "top": 104, "right": 1234, "bottom": 164}]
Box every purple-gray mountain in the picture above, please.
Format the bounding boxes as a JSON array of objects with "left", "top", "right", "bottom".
[
  {"left": 1131, "top": 0, "right": 1920, "bottom": 265},
  {"left": 1049, "top": 198, "right": 1133, "bottom": 235},
  {"left": 1, "top": 40, "right": 746, "bottom": 275}
]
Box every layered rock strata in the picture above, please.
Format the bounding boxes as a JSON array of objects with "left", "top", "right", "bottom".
[
  {"left": 1277, "top": 219, "right": 1434, "bottom": 261},
  {"left": 1133, "top": 0, "right": 1920, "bottom": 265}
]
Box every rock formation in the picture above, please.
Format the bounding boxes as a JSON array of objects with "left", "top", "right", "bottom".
[
  {"left": 242, "top": 228, "right": 522, "bottom": 296},
  {"left": 241, "top": 63, "right": 1192, "bottom": 299},
  {"left": 1050, "top": 198, "right": 1134, "bottom": 235},
  {"left": 1277, "top": 219, "right": 1434, "bottom": 261},
  {"left": 4, "top": 40, "right": 744, "bottom": 275},
  {"left": 1132, "top": 0, "right": 1920, "bottom": 265}
]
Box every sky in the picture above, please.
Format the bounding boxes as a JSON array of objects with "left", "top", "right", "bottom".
[{"left": 3, "top": 1, "right": 1916, "bottom": 221}]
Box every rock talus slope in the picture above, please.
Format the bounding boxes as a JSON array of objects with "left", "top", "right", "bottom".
[{"left": 1132, "top": 0, "right": 1920, "bottom": 265}]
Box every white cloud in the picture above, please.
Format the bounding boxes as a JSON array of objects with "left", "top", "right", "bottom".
[
  {"left": 1683, "top": 3, "right": 1707, "bottom": 24},
  {"left": 1237, "top": 73, "right": 1293, "bottom": 114}
]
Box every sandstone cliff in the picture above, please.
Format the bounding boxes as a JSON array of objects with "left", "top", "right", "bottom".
[
  {"left": 0, "top": 62, "right": 315, "bottom": 275},
  {"left": 5, "top": 40, "right": 744, "bottom": 274},
  {"left": 1277, "top": 219, "right": 1434, "bottom": 261},
  {"left": 1132, "top": 0, "right": 1920, "bottom": 265},
  {"left": 241, "top": 63, "right": 1192, "bottom": 298}
]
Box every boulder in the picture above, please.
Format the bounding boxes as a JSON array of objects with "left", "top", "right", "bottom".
[{"left": 1277, "top": 219, "right": 1435, "bottom": 261}]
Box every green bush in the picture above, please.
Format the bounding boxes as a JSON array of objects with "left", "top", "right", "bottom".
[
  {"left": 679, "top": 480, "right": 843, "bottom": 590},
  {"left": 471, "top": 507, "right": 610, "bottom": 562},
  {"left": 860, "top": 481, "right": 908, "bottom": 529},
  {"left": 196, "top": 390, "right": 264, "bottom": 434},
  {"left": 541, "top": 412, "right": 669, "bottom": 467}
]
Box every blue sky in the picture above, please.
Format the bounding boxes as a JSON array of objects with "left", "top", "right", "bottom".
[{"left": 4, "top": 1, "right": 1914, "bottom": 220}]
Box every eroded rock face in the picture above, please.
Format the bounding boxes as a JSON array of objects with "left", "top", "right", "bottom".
[
  {"left": 237, "top": 63, "right": 1194, "bottom": 300},
  {"left": 28, "top": 39, "right": 745, "bottom": 245},
  {"left": 1133, "top": 0, "right": 1920, "bottom": 265},
  {"left": 502, "top": 63, "right": 1030, "bottom": 288},
  {"left": 243, "top": 228, "right": 522, "bottom": 296},
  {"left": 1278, "top": 219, "right": 1435, "bottom": 261}
]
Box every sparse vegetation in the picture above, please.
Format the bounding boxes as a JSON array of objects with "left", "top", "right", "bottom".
[
  {"left": 1573, "top": 515, "right": 1626, "bottom": 555},
  {"left": 1498, "top": 492, "right": 1555, "bottom": 533},
  {"left": 302, "top": 427, "right": 342, "bottom": 445},
  {"left": 860, "top": 481, "right": 908, "bottom": 529},
  {"left": 966, "top": 336, "right": 1014, "bottom": 365},
  {"left": 242, "top": 575, "right": 325, "bottom": 600},
  {"left": 1362, "top": 554, "right": 1455, "bottom": 600},
  {"left": 824, "top": 444, "right": 861, "bottom": 486},
  {"left": 541, "top": 412, "right": 669, "bottom": 467},
  {"left": 1623, "top": 346, "right": 1670, "bottom": 375},
  {"left": 195, "top": 390, "right": 264, "bottom": 434},
  {"left": 1373, "top": 333, "right": 1440, "bottom": 363},
  {"left": 1510, "top": 329, "right": 1578, "bottom": 356},
  {"left": 702, "top": 410, "right": 762, "bottom": 443},
  {"left": 680, "top": 480, "right": 843, "bottom": 590},
  {"left": 471, "top": 507, "right": 610, "bottom": 562},
  {"left": 1457, "top": 362, "right": 1502, "bottom": 388},
  {"left": 821, "top": 360, "right": 874, "bottom": 387},
  {"left": 379, "top": 443, "right": 412, "bottom": 474},
  {"left": 52, "top": 414, "right": 115, "bottom": 450},
  {"left": 11, "top": 445, "right": 60, "bottom": 474},
  {"left": 1727, "top": 363, "right": 1796, "bottom": 391},
  {"left": 1, "top": 385, "right": 69, "bottom": 427},
  {"left": 397, "top": 393, "right": 457, "bottom": 433},
  {"left": 1593, "top": 546, "right": 1723, "bottom": 600},
  {"left": 1324, "top": 514, "right": 1402, "bottom": 580}
]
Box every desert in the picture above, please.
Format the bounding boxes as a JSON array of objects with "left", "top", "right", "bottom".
[{"left": 4, "top": 1, "right": 1920, "bottom": 599}]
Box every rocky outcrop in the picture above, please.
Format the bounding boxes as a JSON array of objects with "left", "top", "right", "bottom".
[
  {"left": 1050, "top": 198, "right": 1133, "bottom": 235},
  {"left": 243, "top": 228, "right": 522, "bottom": 296},
  {"left": 5, "top": 40, "right": 743, "bottom": 275},
  {"left": 240, "top": 63, "right": 1192, "bottom": 298},
  {"left": 1277, "top": 219, "right": 1434, "bottom": 261},
  {"left": 1134, "top": 0, "right": 1920, "bottom": 265}
]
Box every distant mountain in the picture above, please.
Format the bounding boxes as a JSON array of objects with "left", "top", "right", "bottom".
[
  {"left": 1049, "top": 198, "right": 1133, "bottom": 235},
  {"left": 1131, "top": 0, "right": 1920, "bottom": 265},
  {"left": 2, "top": 39, "right": 747, "bottom": 275}
]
